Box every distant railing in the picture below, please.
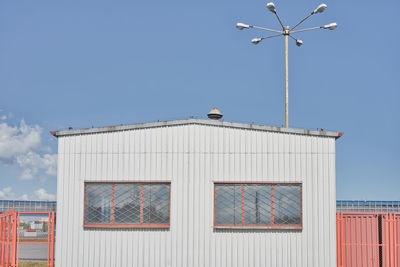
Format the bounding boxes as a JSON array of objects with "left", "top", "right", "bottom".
[
  {"left": 4, "top": 199, "right": 400, "bottom": 214},
  {"left": 337, "top": 200, "right": 400, "bottom": 213},
  {"left": 0, "top": 200, "right": 56, "bottom": 214}
]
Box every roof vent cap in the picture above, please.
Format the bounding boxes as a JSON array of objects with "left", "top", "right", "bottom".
[{"left": 207, "top": 108, "right": 223, "bottom": 120}]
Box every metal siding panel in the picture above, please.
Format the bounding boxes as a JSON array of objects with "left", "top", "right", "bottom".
[
  {"left": 73, "top": 152, "right": 81, "bottom": 267},
  {"left": 57, "top": 143, "right": 66, "bottom": 266},
  {"left": 322, "top": 146, "right": 330, "bottom": 267},
  {"left": 297, "top": 138, "right": 311, "bottom": 266},
  {"left": 67, "top": 140, "right": 75, "bottom": 267},
  {"left": 95, "top": 133, "right": 101, "bottom": 154},
  {"left": 54, "top": 138, "right": 64, "bottom": 266},
  {"left": 318, "top": 138, "right": 324, "bottom": 267},
  {"left": 329, "top": 140, "right": 337, "bottom": 267}
]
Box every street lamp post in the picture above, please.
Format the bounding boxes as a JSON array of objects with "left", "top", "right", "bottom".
[{"left": 237, "top": 2, "right": 337, "bottom": 128}]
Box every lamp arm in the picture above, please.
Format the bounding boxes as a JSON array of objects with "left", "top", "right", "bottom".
[
  {"left": 260, "top": 33, "right": 284, "bottom": 40},
  {"left": 252, "top": 25, "right": 283, "bottom": 33},
  {"left": 291, "top": 13, "right": 313, "bottom": 31},
  {"left": 273, "top": 12, "right": 285, "bottom": 30},
  {"left": 290, "top": 26, "right": 322, "bottom": 34}
]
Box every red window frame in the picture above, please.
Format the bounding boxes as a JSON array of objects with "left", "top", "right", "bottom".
[
  {"left": 213, "top": 182, "right": 302, "bottom": 230},
  {"left": 83, "top": 181, "right": 171, "bottom": 229}
]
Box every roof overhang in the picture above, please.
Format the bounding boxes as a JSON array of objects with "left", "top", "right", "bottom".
[{"left": 50, "top": 119, "right": 343, "bottom": 139}]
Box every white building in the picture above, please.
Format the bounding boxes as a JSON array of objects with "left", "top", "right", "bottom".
[
  {"left": 52, "top": 118, "right": 342, "bottom": 267},
  {"left": 29, "top": 221, "right": 43, "bottom": 230}
]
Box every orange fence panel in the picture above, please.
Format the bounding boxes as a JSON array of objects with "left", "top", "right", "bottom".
[
  {"left": 0, "top": 210, "right": 17, "bottom": 267},
  {"left": 337, "top": 212, "right": 400, "bottom": 267},
  {"left": 0, "top": 210, "right": 55, "bottom": 267}
]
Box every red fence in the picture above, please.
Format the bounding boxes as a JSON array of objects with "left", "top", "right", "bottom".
[
  {"left": 0, "top": 210, "right": 55, "bottom": 267},
  {"left": 337, "top": 212, "right": 400, "bottom": 267},
  {"left": 0, "top": 210, "right": 17, "bottom": 267},
  {"left": 5, "top": 209, "right": 400, "bottom": 267}
]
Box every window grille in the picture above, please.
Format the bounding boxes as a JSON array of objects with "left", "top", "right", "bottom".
[
  {"left": 84, "top": 181, "right": 170, "bottom": 228},
  {"left": 214, "top": 182, "right": 302, "bottom": 229}
]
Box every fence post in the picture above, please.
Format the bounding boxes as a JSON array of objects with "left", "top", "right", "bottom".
[
  {"left": 336, "top": 212, "right": 340, "bottom": 267},
  {"left": 16, "top": 213, "right": 20, "bottom": 267},
  {"left": 385, "top": 214, "right": 390, "bottom": 267},
  {"left": 392, "top": 214, "right": 397, "bottom": 266},
  {"left": 47, "top": 212, "right": 50, "bottom": 267},
  {"left": 51, "top": 211, "right": 55, "bottom": 267},
  {"left": 6, "top": 213, "right": 10, "bottom": 266},
  {"left": 391, "top": 213, "right": 395, "bottom": 267},
  {"left": 11, "top": 211, "right": 16, "bottom": 267},
  {"left": 0, "top": 215, "right": 3, "bottom": 266},
  {"left": 2, "top": 214, "right": 5, "bottom": 267},
  {"left": 341, "top": 213, "right": 344, "bottom": 267}
]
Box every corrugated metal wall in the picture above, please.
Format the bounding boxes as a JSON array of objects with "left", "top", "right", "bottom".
[
  {"left": 55, "top": 124, "right": 337, "bottom": 267},
  {"left": 337, "top": 213, "right": 400, "bottom": 267},
  {"left": 337, "top": 213, "right": 381, "bottom": 267}
]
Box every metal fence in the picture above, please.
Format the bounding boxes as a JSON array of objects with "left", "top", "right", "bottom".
[
  {"left": 337, "top": 201, "right": 400, "bottom": 213},
  {"left": 0, "top": 210, "right": 17, "bottom": 266},
  {"left": 0, "top": 210, "right": 55, "bottom": 267},
  {"left": 0, "top": 200, "right": 56, "bottom": 214},
  {"left": 8, "top": 199, "right": 398, "bottom": 214},
  {"left": 337, "top": 212, "right": 400, "bottom": 267}
]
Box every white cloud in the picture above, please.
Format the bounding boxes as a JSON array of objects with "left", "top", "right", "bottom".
[
  {"left": 19, "top": 194, "right": 29, "bottom": 201},
  {"left": 0, "top": 187, "right": 55, "bottom": 201},
  {"left": 16, "top": 152, "right": 57, "bottom": 180},
  {"left": 0, "top": 115, "right": 6, "bottom": 120},
  {"left": 33, "top": 188, "right": 56, "bottom": 201},
  {"left": 0, "top": 120, "right": 42, "bottom": 164},
  {"left": 0, "top": 120, "right": 57, "bottom": 181},
  {"left": 0, "top": 187, "right": 15, "bottom": 199}
]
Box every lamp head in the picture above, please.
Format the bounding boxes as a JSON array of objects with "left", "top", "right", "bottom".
[
  {"left": 236, "top": 22, "right": 251, "bottom": 30},
  {"left": 266, "top": 2, "right": 276, "bottom": 13},
  {"left": 251, "top": 38, "right": 262, "bottom": 45},
  {"left": 296, "top": 39, "right": 303, "bottom": 47},
  {"left": 323, "top": 22, "right": 337, "bottom": 30},
  {"left": 313, "top": 3, "right": 327, "bottom": 14}
]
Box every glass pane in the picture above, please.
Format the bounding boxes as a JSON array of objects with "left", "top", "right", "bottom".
[
  {"left": 85, "top": 184, "right": 112, "bottom": 224},
  {"left": 142, "top": 184, "right": 170, "bottom": 224},
  {"left": 274, "top": 185, "right": 301, "bottom": 225},
  {"left": 215, "top": 184, "right": 241, "bottom": 225},
  {"left": 244, "top": 184, "right": 272, "bottom": 225},
  {"left": 114, "top": 184, "right": 141, "bottom": 224}
]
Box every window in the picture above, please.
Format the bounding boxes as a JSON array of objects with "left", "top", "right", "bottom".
[
  {"left": 214, "top": 182, "right": 302, "bottom": 229},
  {"left": 84, "top": 181, "right": 170, "bottom": 228}
]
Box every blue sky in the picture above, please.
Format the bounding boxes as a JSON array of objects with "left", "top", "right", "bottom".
[{"left": 0, "top": 0, "right": 399, "bottom": 200}]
